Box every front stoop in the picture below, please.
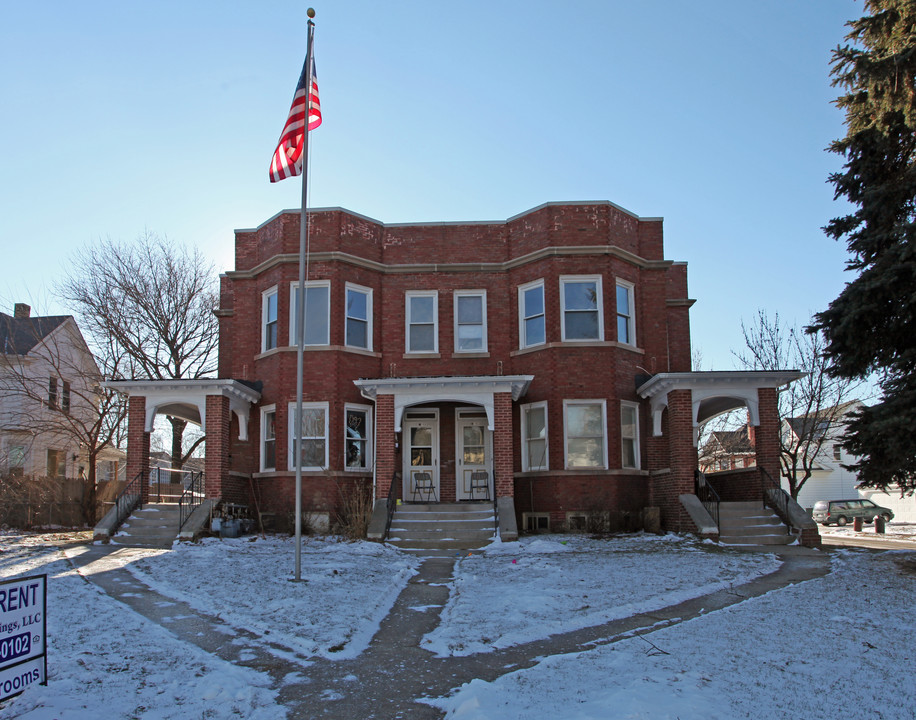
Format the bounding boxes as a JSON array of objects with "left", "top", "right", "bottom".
[
  {"left": 111, "top": 503, "right": 181, "bottom": 549},
  {"left": 386, "top": 502, "right": 496, "bottom": 556},
  {"left": 717, "top": 501, "right": 795, "bottom": 546}
]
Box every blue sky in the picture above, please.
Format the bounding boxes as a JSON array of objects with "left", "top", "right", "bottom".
[{"left": 0, "top": 0, "right": 860, "bottom": 371}]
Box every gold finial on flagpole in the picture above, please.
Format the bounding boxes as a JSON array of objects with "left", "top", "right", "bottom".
[{"left": 307, "top": 7, "right": 315, "bottom": 18}]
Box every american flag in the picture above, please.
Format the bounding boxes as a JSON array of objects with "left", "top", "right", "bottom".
[{"left": 269, "top": 52, "right": 322, "bottom": 183}]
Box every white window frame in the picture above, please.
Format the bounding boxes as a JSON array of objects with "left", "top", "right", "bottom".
[
  {"left": 453, "top": 290, "right": 488, "bottom": 353},
  {"left": 345, "top": 283, "right": 373, "bottom": 351},
  {"left": 261, "top": 286, "right": 279, "bottom": 352},
  {"left": 288, "top": 401, "right": 329, "bottom": 471},
  {"left": 289, "top": 280, "right": 330, "bottom": 347},
  {"left": 563, "top": 399, "right": 608, "bottom": 470},
  {"left": 260, "top": 405, "right": 277, "bottom": 472},
  {"left": 521, "top": 401, "right": 549, "bottom": 471},
  {"left": 620, "top": 401, "right": 640, "bottom": 470},
  {"left": 518, "top": 279, "right": 546, "bottom": 349},
  {"left": 405, "top": 290, "right": 438, "bottom": 353},
  {"left": 560, "top": 275, "right": 604, "bottom": 342},
  {"left": 344, "top": 403, "right": 373, "bottom": 471},
  {"left": 616, "top": 280, "right": 636, "bottom": 346}
]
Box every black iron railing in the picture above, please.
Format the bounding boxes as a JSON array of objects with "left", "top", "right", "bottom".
[
  {"left": 695, "top": 469, "right": 721, "bottom": 529},
  {"left": 383, "top": 470, "right": 400, "bottom": 540},
  {"left": 178, "top": 469, "right": 205, "bottom": 531},
  {"left": 759, "top": 466, "right": 792, "bottom": 536},
  {"left": 111, "top": 469, "right": 144, "bottom": 532}
]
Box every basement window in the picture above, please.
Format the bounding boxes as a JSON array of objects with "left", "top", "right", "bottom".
[{"left": 523, "top": 512, "right": 550, "bottom": 533}]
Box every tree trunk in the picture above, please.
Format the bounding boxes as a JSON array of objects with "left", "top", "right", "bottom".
[{"left": 168, "top": 416, "right": 187, "bottom": 470}]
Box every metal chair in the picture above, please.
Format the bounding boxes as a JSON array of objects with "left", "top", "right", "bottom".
[
  {"left": 469, "top": 470, "right": 490, "bottom": 501},
  {"left": 412, "top": 471, "right": 437, "bottom": 502}
]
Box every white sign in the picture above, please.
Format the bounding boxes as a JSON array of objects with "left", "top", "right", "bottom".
[{"left": 0, "top": 574, "right": 46, "bottom": 701}]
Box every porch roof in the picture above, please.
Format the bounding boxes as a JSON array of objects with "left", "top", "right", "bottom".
[
  {"left": 636, "top": 370, "right": 804, "bottom": 441},
  {"left": 354, "top": 375, "right": 533, "bottom": 431},
  {"left": 103, "top": 378, "right": 262, "bottom": 440}
]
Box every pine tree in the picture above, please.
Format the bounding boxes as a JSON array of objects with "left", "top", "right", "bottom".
[{"left": 811, "top": 0, "right": 916, "bottom": 492}]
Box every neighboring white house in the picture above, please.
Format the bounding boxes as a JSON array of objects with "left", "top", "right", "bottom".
[{"left": 0, "top": 303, "right": 102, "bottom": 479}]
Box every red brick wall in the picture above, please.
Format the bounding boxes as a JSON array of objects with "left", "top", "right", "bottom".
[
  {"left": 126, "top": 396, "right": 150, "bottom": 503},
  {"left": 205, "top": 395, "right": 230, "bottom": 499},
  {"left": 513, "top": 473, "right": 648, "bottom": 529}
]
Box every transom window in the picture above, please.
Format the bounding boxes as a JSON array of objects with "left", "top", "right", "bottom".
[
  {"left": 518, "top": 280, "right": 546, "bottom": 349},
  {"left": 345, "top": 284, "right": 372, "bottom": 350},
  {"left": 561, "top": 276, "right": 603, "bottom": 341},
  {"left": 616, "top": 280, "right": 635, "bottom": 346},
  {"left": 454, "top": 291, "right": 487, "bottom": 352},
  {"left": 288, "top": 402, "right": 328, "bottom": 470},
  {"left": 289, "top": 280, "right": 330, "bottom": 346},
  {"left": 563, "top": 400, "right": 607, "bottom": 469},
  {"left": 521, "top": 401, "right": 549, "bottom": 471},
  {"left": 262, "top": 287, "right": 279, "bottom": 351},
  {"left": 406, "top": 291, "right": 438, "bottom": 353}
]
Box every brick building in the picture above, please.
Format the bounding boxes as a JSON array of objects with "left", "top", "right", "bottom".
[{"left": 112, "top": 201, "right": 808, "bottom": 540}]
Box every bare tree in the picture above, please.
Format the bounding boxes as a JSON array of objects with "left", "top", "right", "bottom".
[
  {"left": 0, "top": 311, "right": 127, "bottom": 523},
  {"left": 733, "top": 310, "right": 863, "bottom": 499},
  {"left": 57, "top": 232, "right": 219, "bottom": 469}
]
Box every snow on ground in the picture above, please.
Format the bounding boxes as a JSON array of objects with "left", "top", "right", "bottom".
[
  {"left": 820, "top": 521, "right": 916, "bottom": 543},
  {"left": 0, "top": 532, "right": 284, "bottom": 720},
  {"left": 428, "top": 547, "right": 916, "bottom": 720},
  {"left": 423, "top": 533, "right": 781, "bottom": 656}
]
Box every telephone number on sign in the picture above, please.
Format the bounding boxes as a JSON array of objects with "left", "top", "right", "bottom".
[{"left": 0, "top": 633, "right": 31, "bottom": 664}]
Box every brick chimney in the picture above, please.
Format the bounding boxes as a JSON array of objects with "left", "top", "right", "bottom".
[{"left": 13, "top": 303, "right": 31, "bottom": 319}]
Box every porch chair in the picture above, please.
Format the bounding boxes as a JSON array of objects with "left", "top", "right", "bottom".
[
  {"left": 469, "top": 470, "right": 490, "bottom": 501},
  {"left": 412, "top": 471, "right": 437, "bottom": 502}
]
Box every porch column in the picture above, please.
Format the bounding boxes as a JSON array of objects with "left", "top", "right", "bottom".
[
  {"left": 493, "top": 391, "right": 514, "bottom": 498},
  {"left": 755, "top": 387, "right": 781, "bottom": 487},
  {"left": 375, "top": 395, "right": 396, "bottom": 500},
  {"left": 204, "top": 394, "right": 231, "bottom": 499},
  {"left": 661, "top": 388, "right": 697, "bottom": 531},
  {"left": 126, "top": 395, "right": 151, "bottom": 504}
]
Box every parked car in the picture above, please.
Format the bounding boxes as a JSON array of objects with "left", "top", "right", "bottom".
[{"left": 812, "top": 499, "right": 894, "bottom": 526}]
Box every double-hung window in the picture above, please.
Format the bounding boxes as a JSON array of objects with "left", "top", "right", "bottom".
[
  {"left": 345, "top": 284, "right": 372, "bottom": 350},
  {"left": 406, "top": 291, "right": 438, "bottom": 353},
  {"left": 62, "top": 381, "right": 71, "bottom": 415},
  {"left": 454, "top": 291, "right": 487, "bottom": 353},
  {"left": 345, "top": 405, "right": 372, "bottom": 470},
  {"left": 563, "top": 400, "right": 608, "bottom": 469},
  {"left": 521, "top": 401, "right": 549, "bottom": 471},
  {"left": 616, "top": 280, "right": 635, "bottom": 346},
  {"left": 561, "top": 276, "right": 603, "bottom": 341},
  {"left": 262, "top": 287, "right": 279, "bottom": 351},
  {"left": 518, "top": 280, "right": 545, "bottom": 349},
  {"left": 261, "top": 406, "right": 276, "bottom": 471},
  {"left": 290, "top": 280, "right": 330, "bottom": 346},
  {"left": 289, "top": 402, "right": 328, "bottom": 470},
  {"left": 48, "top": 377, "right": 58, "bottom": 409},
  {"left": 620, "top": 402, "right": 640, "bottom": 469}
]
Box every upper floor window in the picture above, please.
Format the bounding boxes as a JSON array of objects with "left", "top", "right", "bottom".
[
  {"left": 48, "top": 377, "right": 58, "bottom": 409},
  {"left": 521, "top": 401, "right": 549, "bottom": 471},
  {"left": 62, "top": 381, "right": 71, "bottom": 415},
  {"left": 454, "top": 291, "right": 487, "bottom": 353},
  {"left": 345, "top": 284, "right": 372, "bottom": 350},
  {"left": 518, "top": 280, "right": 546, "bottom": 349},
  {"left": 262, "top": 287, "right": 279, "bottom": 352},
  {"left": 289, "top": 402, "right": 328, "bottom": 470},
  {"left": 561, "top": 276, "right": 603, "bottom": 341},
  {"left": 261, "top": 405, "right": 276, "bottom": 472},
  {"left": 833, "top": 444, "right": 842, "bottom": 461},
  {"left": 616, "top": 280, "right": 635, "bottom": 346},
  {"left": 406, "top": 291, "right": 438, "bottom": 353},
  {"left": 621, "top": 401, "right": 640, "bottom": 469},
  {"left": 563, "top": 399, "right": 607, "bottom": 469},
  {"left": 290, "top": 281, "right": 330, "bottom": 346},
  {"left": 345, "top": 405, "right": 372, "bottom": 470}
]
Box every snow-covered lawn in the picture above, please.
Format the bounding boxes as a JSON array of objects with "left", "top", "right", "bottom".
[
  {"left": 1, "top": 530, "right": 913, "bottom": 719},
  {"left": 820, "top": 520, "right": 916, "bottom": 543}
]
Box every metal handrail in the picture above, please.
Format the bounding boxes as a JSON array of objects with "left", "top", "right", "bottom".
[
  {"left": 695, "top": 469, "right": 720, "bottom": 529},
  {"left": 383, "top": 470, "right": 400, "bottom": 540},
  {"left": 178, "top": 470, "right": 205, "bottom": 530},
  {"left": 111, "top": 469, "right": 145, "bottom": 533},
  {"left": 759, "top": 466, "right": 792, "bottom": 536}
]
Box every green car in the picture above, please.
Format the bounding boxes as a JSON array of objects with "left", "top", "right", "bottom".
[{"left": 812, "top": 499, "right": 894, "bottom": 526}]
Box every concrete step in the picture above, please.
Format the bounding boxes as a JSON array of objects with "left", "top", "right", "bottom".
[
  {"left": 386, "top": 502, "right": 496, "bottom": 553},
  {"left": 716, "top": 501, "right": 792, "bottom": 547},
  {"left": 112, "top": 503, "right": 181, "bottom": 549},
  {"left": 718, "top": 533, "right": 795, "bottom": 546}
]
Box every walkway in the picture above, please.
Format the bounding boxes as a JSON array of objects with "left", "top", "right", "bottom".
[{"left": 63, "top": 543, "right": 830, "bottom": 719}]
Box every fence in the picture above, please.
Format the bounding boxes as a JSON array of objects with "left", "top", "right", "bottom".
[{"left": 0, "top": 475, "right": 118, "bottom": 529}]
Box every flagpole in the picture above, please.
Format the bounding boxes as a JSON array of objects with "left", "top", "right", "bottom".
[{"left": 294, "top": 9, "right": 316, "bottom": 583}]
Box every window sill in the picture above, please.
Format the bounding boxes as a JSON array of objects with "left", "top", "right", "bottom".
[
  {"left": 402, "top": 352, "right": 440, "bottom": 359},
  {"left": 511, "top": 341, "right": 644, "bottom": 357},
  {"left": 450, "top": 352, "right": 490, "bottom": 359}
]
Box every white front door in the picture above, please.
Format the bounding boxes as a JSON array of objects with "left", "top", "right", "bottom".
[
  {"left": 403, "top": 417, "right": 439, "bottom": 502},
  {"left": 456, "top": 417, "right": 491, "bottom": 500}
]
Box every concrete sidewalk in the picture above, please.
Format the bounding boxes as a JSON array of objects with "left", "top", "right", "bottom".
[{"left": 63, "top": 543, "right": 830, "bottom": 719}]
